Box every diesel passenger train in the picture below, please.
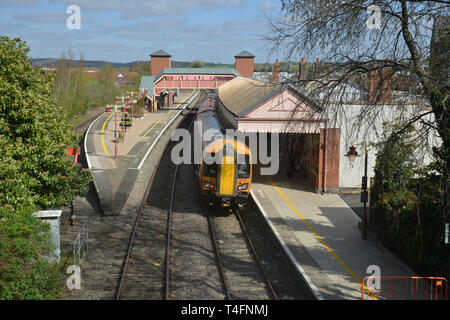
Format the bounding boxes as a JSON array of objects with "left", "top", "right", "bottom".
[{"left": 195, "top": 91, "right": 252, "bottom": 207}]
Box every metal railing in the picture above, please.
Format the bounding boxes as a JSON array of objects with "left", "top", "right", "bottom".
[
  {"left": 362, "top": 276, "right": 448, "bottom": 300},
  {"left": 73, "top": 219, "right": 89, "bottom": 270}
]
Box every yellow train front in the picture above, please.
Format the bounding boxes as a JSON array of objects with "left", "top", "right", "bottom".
[{"left": 195, "top": 92, "right": 252, "bottom": 207}]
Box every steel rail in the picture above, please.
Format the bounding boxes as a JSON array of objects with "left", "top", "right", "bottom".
[
  {"left": 234, "top": 207, "right": 279, "bottom": 300},
  {"left": 164, "top": 107, "right": 198, "bottom": 300},
  {"left": 165, "top": 90, "right": 232, "bottom": 300},
  {"left": 115, "top": 91, "right": 202, "bottom": 300},
  {"left": 207, "top": 214, "right": 232, "bottom": 300},
  {"left": 114, "top": 128, "right": 167, "bottom": 300}
]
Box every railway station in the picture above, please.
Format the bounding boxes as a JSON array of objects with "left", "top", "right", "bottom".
[
  {"left": 139, "top": 50, "right": 248, "bottom": 111},
  {"left": 61, "top": 48, "right": 443, "bottom": 301},
  {"left": 2, "top": 0, "right": 448, "bottom": 306}
]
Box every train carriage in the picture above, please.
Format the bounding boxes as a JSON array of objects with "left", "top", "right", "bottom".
[{"left": 195, "top": 91, "right": 252, "bottom": 207}]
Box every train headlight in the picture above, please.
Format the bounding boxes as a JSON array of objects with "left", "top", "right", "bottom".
[
  {"left": 237, "top": 183, "right": 248, "bottom": 190},
  {"left": 204, "top": 182, "right": 215, "bottom": 189}
]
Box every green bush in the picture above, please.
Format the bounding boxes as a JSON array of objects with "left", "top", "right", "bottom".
[
  {"left": 0, "top": 36, "right": 91, "bottom": 299},
  {"left": 370, "top": 123, "right": 447, "bottom": 276},
  {"left": 0, "top": 204, "right": 63, "bottom": 299}
]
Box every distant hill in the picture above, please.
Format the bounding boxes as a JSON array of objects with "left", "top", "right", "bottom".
[
  {"left": 32, "top": 58, "right": 234, "bottom": 69},
  {"left": 32, "top": 58, "right": 136, "bottom": 68},
  {"left": 31, "top": 58, "right": 298, "bottom": 73}
]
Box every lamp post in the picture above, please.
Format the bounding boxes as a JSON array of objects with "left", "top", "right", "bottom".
[
  {"left": 345, "top": 141, "right": 369, "bottom": 240},
  {"left": 114, "top": 104, "right": 118, "bottom": 159},
  {"left": 445, "top": 223, "right": 449, "bottom": 283},
  {"left": 116, "top": 95, "right": 128, "bottom": 112},
  {"left": 127, "top": 91, "right": 138, "bottom": 118},
  {"left": 362, "top": 141, "right": 369, "bottom": 240},
  {"left": 113, "top": 98, "right": 120, "bottom": 160}
]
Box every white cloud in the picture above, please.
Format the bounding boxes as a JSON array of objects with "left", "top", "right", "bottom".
[
  {"left": 3, "top": 0, "right": 273, "bottom": 63},
  {"left": 50, "top": 0, "right": 246, "bottom": 18},
  {"left": 14, "top": 12, "right": 64, "bottom": 23},
  {"left": 258, "top": 1, "right": 272, "bottom": 11},
  {"left": 0, "top": 0, "right": 39, "bottom": 5}
]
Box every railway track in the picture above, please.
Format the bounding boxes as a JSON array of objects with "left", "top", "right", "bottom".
[
  {"left": 207, "top": 208, "right": 277, "bottom": 300},
  {"left": 114, "top": 90, "right": 312, "bottom": 300},
  {"left": 114, "top": 94, "right": 202, "bottom": 300},
  {"left": 166, "top": 116, "right": 280, "bottom": 300},
  {"left": 206, "top": 202, "right": 315, "bottom": 300}
]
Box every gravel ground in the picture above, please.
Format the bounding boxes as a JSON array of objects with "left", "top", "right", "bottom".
[
  {"left": 239, "top": 200, "right": 316, "bottom": 300},
  {"left": 169, "top": 162, "right": 225, "bottom": 300},
  {"left": 60, "top": 107, "right": 188, "bottom": 300},
  {"left": 60, "top": 94, "right": 314, "bottom": 300},
  {"left": 211, "top": 210, "right": 271, "bottom": 299},
  {"left": 116, "top": 141, "right": 176, "bottom": 300}
]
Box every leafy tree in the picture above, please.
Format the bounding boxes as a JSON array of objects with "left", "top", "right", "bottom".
[
  {"left": 190, "top": 60, "right": 204, "bottom": 68},
  {"left": 268, "top": 1, "right": 450, "bottom": 232},
  {"left": 130, "top": 61, "right": 150, "bottom": 76},
  {"left": 54, "top": 52, "right": 124, "bottom": 118},
  {"left": 371, "top": 123, "right": 418, "bottom": 234},
  {"left": 371, "top": 123, "right": 447, "bottom": 274},
  {"left": 0, "top": 36, "right": 91, "bottom": 299}
]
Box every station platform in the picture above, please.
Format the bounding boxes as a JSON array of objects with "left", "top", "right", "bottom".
[
  {"left": 84, "top": 89, "right": 197, "bottom": 216},
  {"left": 250, "top": 169, "right": 419, "bottom": 300}
]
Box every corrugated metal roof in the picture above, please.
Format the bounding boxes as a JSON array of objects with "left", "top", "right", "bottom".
[
  {"left": 150, "top": 49, "right": 171, "bottom": 57},
  {"left": 139, "top": 76, "right": 154, "bottom": 93},
  {"left": 218, "top": 77, "right": 284, "bottom": 117},
  {"left": 154, "top": 68, "right": 241, "bottom": 81},
  {"left": 218, "top": 77, "right": 320, "bottom": 118},
  {"left": 235, "top": 50, "right": 255, "bottom": 58}
]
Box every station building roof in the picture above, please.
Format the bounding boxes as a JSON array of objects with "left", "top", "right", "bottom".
[
  {"left": 235, "top": 50, "right": 255, "bottom": 58},
  {"left": 150, "top": 49, "right": 172, "bottom": 57},
  {"left": 153, "top": 67, "right": 241, "bottom": 81},
  {"left": 217, "top": 77, "right": 321, "bottom": 118},
  {"left": 139, "top": 76, "right": 154, "bottom": 93},
  {"left": 217, "top": 77, "right": 323, "bottom": 135}
]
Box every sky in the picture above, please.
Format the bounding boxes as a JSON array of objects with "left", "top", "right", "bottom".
[{"left": 0, "top": 0, "right": 282, "bottom": 64}]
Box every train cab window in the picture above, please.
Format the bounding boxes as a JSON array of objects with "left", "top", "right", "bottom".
[
  {"left": 237, "top": 155, "right": 250, "bottom": 178},
  {"left": 204, "top": 163, "right": 218, "bottom": 177}
]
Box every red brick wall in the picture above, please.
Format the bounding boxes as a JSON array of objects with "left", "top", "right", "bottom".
[
  {"left": 151, "top": 56, "right": 171, "bottom": 76},
  {"left": 235, "top": 57, "right": 254, "bottom": 78},
  {"left": 368, "top": 66, "right": 393, "bottom": 102},
  {"left": 317, "top": 128, "right": 340, "bottom": 193}
]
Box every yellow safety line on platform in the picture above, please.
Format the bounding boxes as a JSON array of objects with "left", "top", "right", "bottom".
[
  {"left": 264, "top": 175, "right": 377, "bottom": 299},
  {"left": 142, "top": 110, "right": 173, "bottom": 137},
  {"left": 101, "top": 112, "right": 115, "bottom": 156},
  {"left": 142, "top": 89, "right": 196, "bottom": 138}
]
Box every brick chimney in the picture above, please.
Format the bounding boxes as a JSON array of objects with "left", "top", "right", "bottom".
[
  {"left": 150, "top": 49, "right": 171, "bottom": 76},
  {"left": 369, "top": 64, "right": 393, "bottom": 102},
  {"left": 369, "top": 64, "right": 378, "bottom": 102},
  {"left": 273, "top": 59, "right": 280, "bottom": 82},
  {"left": 380, "top": 67, "right": 393, "bottom": 101},
  {"left": 299, "top": 57, "right": 306, "bottom": 80},
  {"left": 235, "top": 51, "right": 255, "bottom": 78}
]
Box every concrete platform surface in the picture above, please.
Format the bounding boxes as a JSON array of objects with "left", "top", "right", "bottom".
[
  {"left": 250, "top": 170, "right": 423, "bottom": 300},
  {"left": 84, "top": 90, "right": 197, "bottom": 216}
]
